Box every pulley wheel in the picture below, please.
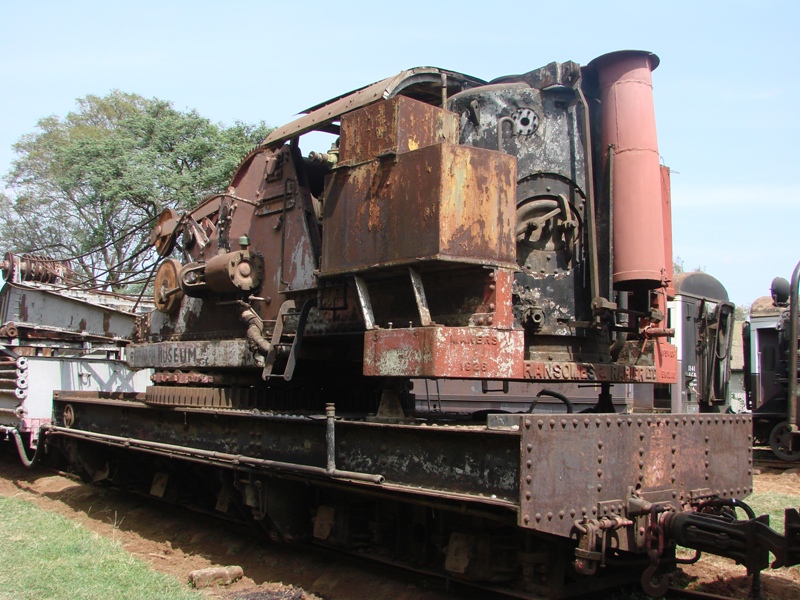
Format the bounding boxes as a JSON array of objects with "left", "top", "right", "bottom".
[
  {"left": 768, "top": 421, "right": 800, "bottom": 462},
  {"left": 154, "top": 259, "right": 184, "bottom": 314},
  {"left": 149, "top": 208, "right": 179, "bottom": 257},
  {"left": 62, "top": 404, "right": 75, "bottom": 428}
]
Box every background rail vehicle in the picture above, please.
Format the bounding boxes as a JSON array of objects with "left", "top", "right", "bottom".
[
  {"left": 30, "top": 50, "right": 800, "bottom": 599},
  {"left": 744, "top": 261, "right": 800, "bottom": 462},
  {"left": 0, "top": 252, "right": 151, "bottom": 466}
]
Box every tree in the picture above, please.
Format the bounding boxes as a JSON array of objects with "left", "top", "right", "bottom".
[
  {"left": 1, "top": 91, "right": 272, "bottom": 292},
  {"left": 673, "top": 256, "right": 706, "bottom": 275}
]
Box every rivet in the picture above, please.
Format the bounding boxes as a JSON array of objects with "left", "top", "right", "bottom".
[
  {"left": 527, "top": 443, "right": 533, "bottom": 452},
  {"left": 526, "top": 475, "right": 532, "bottom": 484},
  {"left": 524, "top": 515, "right": 530, "bottom": 524},
  {"left": 535, "top": 513, "right": 542, "bottom": 522},
  {"left": 525, "top": 419, "right": 532, "bottom": 429},
  {"left": 597, "top": 469, "right": 603, "bottom": 477},
  {"left": 597, "top": 484, "right": 603, "bottom": 492},
  {"left": 561, "top": 419, "right": 567, "bottom": 428},
  {"left": 547, "top": 512, "right": 553, "bottom": 520},
  {"left": 526, "top": 492, "right": 532, "bottom": 500},
  {"left": 527, "top": 460, "right": 533, "bottom": 469},
  {"left": 537, "top": 420, "right": 544, "bottom": 429},
  {"left": 559, "top": 510, "right": 565, "bottom": 519}
]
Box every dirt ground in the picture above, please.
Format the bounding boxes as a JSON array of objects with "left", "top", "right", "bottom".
[
  {"left": 674, "top": 468, "right": 800, "bottom": 600},
  {"left": 1, "top": 455, "right": 799, "bottom": 600}
]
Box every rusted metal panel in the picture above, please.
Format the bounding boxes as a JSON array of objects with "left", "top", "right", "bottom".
[
  {"left": 363, "top": 326, "right": 524, "bottom": 379},
  {"left": 321, "top": 143, "right": 517, "bottom": 275},
  {"left": 53, "top": 392, "right": 522, "bottom": 503},
  {"left": 522, "top": 351, "right": 677, "bottom": 383},
  {"left": 127, "top": 339, "right": 258, "bottom": 369},
  {"left": 507, "top": 413, "right": 752, "bottom": 538},
  {"left": 338, "top": 96, "right": 458, "bottom": 166},
  {"left": 0, "top": 282, "right": 139, "bottom": 340},
  {"left": 491, "top": 269, "right": 515, "bottom": 329}
]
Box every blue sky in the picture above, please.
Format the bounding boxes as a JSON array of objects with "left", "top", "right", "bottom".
[{"left": 1, "top": 1, "right": 797, "bottom": 306}]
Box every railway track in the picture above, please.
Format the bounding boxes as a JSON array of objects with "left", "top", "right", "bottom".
[{"left": 753, "top": 448, "right": 800, "bottom": 470}]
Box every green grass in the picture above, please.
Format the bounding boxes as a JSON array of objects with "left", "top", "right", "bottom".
[
  {"left": 748, "top": 491, "right": 800, "bottom": 536},
  {"left": 0, "top": 496, "right": 201, "bottom": 600}
]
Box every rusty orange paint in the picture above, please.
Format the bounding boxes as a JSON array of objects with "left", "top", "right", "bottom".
[
  {"left": 321, "top": 143, "right": 517, "bottom": 276},
  {"left": 363, "top": 327, "right": 524, "bottom": 379}
]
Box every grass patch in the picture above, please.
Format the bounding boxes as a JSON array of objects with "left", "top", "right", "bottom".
[
  {"left": 0, "top": 496, "right": 200, "bottom": 600},
  {"left": 748, "top": 492, "right": 800, "bottom": 536}
]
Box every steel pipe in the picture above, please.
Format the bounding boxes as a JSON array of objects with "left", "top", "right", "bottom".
[
  {"left": 0, "top": 425, "right": 44, "bottom": 468},
  {"left": 588, "top": 50, "right": 666, "bottom": 291},
  {"left": 49, "top": 426, "right": 385, "bottom": 484}
]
